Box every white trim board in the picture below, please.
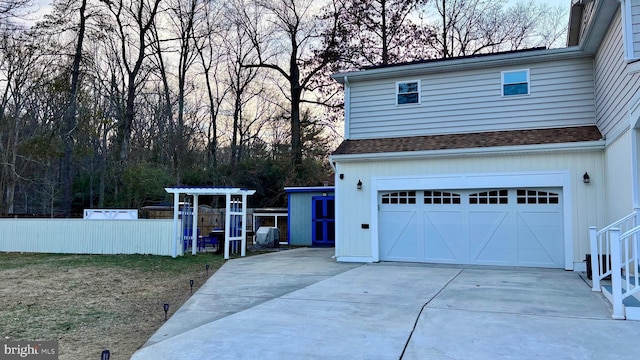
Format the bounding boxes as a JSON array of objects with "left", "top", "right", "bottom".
[
  {"left": 335, "top": 256, "right": 374, "bottom": 263},
  {"left": 368, "top": 170, "right": 574, "bottom": 270},
  {"left": 330, "top": 140, "right": 605, "bottom": 162}
]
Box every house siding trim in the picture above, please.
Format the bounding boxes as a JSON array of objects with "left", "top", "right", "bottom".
[
  {"left": 331, "top": 140, "right": 605, "bottom": 162},
  {"left": 367, "top": 170, "right": 574, "bottom": 270}
]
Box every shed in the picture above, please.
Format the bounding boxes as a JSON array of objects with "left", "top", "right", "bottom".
[{"left": 285, "top": 187, "right": 335, "bottom": 246}]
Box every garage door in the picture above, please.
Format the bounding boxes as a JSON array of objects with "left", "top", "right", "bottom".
[{"left": 378, "top": 189, "right": 564, "bottom": 268}]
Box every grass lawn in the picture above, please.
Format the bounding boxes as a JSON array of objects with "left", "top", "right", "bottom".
[{"left": 0, "top": 252, "right": 232, "bottom": 359}]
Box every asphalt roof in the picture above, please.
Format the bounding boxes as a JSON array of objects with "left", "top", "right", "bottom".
[{"left": 332, "top": 126, "right": 603, "bottom": 156}]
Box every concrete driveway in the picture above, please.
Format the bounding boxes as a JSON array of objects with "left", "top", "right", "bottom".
[{"left": 132, "top": 248, "right": 640, "bottom": 360}]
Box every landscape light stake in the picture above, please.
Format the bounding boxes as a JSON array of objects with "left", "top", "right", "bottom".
[
  {"left": 163, "top": 303, "right": 170, "bottom": 321},
  {"left": 101, "top": 350, "right": 110, "bottom": 360},
  {"left": 190, "top": 279, "right": 194, "bottom": 294},
  {"left": 206, "top": 264, "right": 210, "bottom": 275}
]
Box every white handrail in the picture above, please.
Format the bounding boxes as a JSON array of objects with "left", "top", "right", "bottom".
[
  {"left": 620, "top": 226, "right": 640, "bottom": 301},
  {"left": 609, "top": 229, "right": 624, "bottom": 319},
  {"left": 590, "top": 212, "right": 640, "bottom": 320},
  {"left": 597, "top": 212, "right": 637, "bottom": 236}
]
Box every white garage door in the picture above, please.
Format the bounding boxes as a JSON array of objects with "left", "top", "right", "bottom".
[{"left": 378, "top": 188, "right": 564, "bottom": 268}]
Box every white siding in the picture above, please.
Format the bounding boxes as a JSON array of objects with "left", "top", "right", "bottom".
[
  {"left": 335, "top": 150, "right": 604, "bottom": 265},
  {"left": 349, "top": 58, "right": 595, "bottom": 140},
  {"left": 0, "top": 219, "right": 177, "bottom": 256},
  {"left": 595, "top": 10, "right": 640, "bottom": 139},
  {"left": 633, "top": 1, "right": 640, "bottom": 58},
  {"left": 604, "top": 130, "right": 634, "bottom": 222}
]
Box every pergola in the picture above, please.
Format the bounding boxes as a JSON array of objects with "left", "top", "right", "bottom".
[{"left": 164, "top": 187, "right": 256, "bottom": 259}]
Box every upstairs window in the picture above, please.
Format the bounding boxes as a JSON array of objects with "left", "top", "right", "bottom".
[
  {"left": 502, "top": 69, "right": 529, "bottom": 96},
  {"left": 396, "top": 80, "right": 420, "bottom": 105}
]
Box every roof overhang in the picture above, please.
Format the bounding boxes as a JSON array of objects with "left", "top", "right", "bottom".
[
  {"left": 567, "top": 1, "right": 585, "bottom": 46},
  {"left": 330, "top": 140, "right": 605, "bottom": 163},
  {"left": 164, "top": 187, "right": 256, "bottom": 196},
  {"left": 578, "top": 0, "right": 621, "bottom": 54},
  {"left": 331, "top": 47, "right": 587, "bottom": 83},
  {"left": 284, "top": 186, "right": 335, "bottom": 193}
]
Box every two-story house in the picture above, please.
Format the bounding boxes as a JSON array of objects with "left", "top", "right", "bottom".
[{"left": 329, "top": 0, "right": 640, "bottom": 273}]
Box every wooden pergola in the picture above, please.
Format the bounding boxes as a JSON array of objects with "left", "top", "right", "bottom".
[{"left": 164, "top": 187, "right": 256, "bottom": 259}]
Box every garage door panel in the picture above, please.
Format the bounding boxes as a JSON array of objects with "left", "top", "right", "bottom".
[
  {"left": 379, "top": 210, "right": 420, "bottom": 261},
  {"left": 470, "top": 211, "right": 517, "bottom": 265},
  {"left": 423, "top": 211, "right": 465, "bottom": 263},
  {"left": 516, "top": 211, "right": 564, "bottom": 268}
]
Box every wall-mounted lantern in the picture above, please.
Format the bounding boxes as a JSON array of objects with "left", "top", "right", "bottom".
[
  {"left": 357, "top": 180, "right": 363, "bottom": 190},
  {"left": 583, "top": 172, "right": 590, "bottom": 184}
]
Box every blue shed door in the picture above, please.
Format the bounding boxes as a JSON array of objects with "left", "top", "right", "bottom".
[{"left": 312, "top": 196, "right": 335, "bottom": 246}]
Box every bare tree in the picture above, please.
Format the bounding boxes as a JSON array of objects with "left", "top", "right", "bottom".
[
  {"left": 99, "top": 0, "right": 161, "bottom": 167},
  {"left": 58, "top": 0, "right": 87, "bottom": 216},
  {"left": 242, "top": 0, "right": 342, "bottom": 169},
  {"left": 0, "top": 0, "right": 32, "bottom": 23},
  {"left": 335, "top": 0, "right": 433, "bottom": 66},
  {"left": 165, "top": 0, "right": 201, "bottom": 183},
  {"left": 221, "top": 1, "right": 263, "bottom": 169},
  {"left": 431, "top": 0, "right": 559, "bottom": 58},
  {"left": 194, "top": 0, "right": 227, "bottom": 172},
  {"left": 536, "top": 3, "right": 569, "bottom": 49},
  {"left": 0, "top": 30, "right": 36, "bottom": 214}
]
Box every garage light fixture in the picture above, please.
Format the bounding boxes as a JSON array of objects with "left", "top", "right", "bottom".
[
  {"left": 583, "top": 172, "right": 590, "bottom": 184},
  {"left": 357, "top": 180, "right": 363, "bottom": 190}
]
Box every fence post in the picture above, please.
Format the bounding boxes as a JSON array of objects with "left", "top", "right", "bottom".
[
  {"left": 589, "top": 226, "right": 600, "bottom": 292},
  {"left": 610, "top": 228, "right": 625, "bottom": 320}
]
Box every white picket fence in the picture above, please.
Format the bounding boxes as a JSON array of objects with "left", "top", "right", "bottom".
[{"left": 0, "top": 219, "right": 177, "bottom": 256}]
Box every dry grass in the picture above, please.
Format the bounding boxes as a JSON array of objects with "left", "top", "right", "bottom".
[{"left": 0, "top": 252, "right": 229, "bottom": 359}]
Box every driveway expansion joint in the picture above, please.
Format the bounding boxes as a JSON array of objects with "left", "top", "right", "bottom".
[{"left": 399, "top": 268, "right": 465, "bottom": 359}]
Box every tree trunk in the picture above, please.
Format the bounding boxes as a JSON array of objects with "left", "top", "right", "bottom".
[
  {"left": 381, "top": 0, "right": 388, "bottom": 64},
  {"left": 231, "top": 80, "right": 242, "bottom": 170},
  {"left": 61, "top": 0, "right": 87, "bottom": 217},
  {"left": 289, "top": 35, "right": 302, "bottom": 168}
]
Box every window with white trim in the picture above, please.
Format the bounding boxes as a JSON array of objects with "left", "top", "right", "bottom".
[
  {"left": 501, "top": 69, "right": 529, "bottom": 96},
  {"left": 396, "top": 80, "right": 420, "bottom": 105}
]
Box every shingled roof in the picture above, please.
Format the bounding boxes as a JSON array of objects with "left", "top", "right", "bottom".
[{"left": 332, "top": 126, "right": 603, "bottom": 156}]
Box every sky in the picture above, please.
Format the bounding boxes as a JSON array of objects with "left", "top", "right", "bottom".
[{"left": 26, "top": 0, "right": 575, "bottom": 21}]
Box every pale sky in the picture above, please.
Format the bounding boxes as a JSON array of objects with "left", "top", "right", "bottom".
[{"left": 27, "top": 0, "right": 575, "bottom": 23}]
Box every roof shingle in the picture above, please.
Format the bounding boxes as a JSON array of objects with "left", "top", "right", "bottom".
[{"left": 332, "top": 126, "right": 603, "bottom": 156}]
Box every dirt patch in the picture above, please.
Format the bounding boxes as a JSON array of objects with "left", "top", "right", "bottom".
[{"left": 0, "top": 253, "right": 226, "bottom": 359}]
